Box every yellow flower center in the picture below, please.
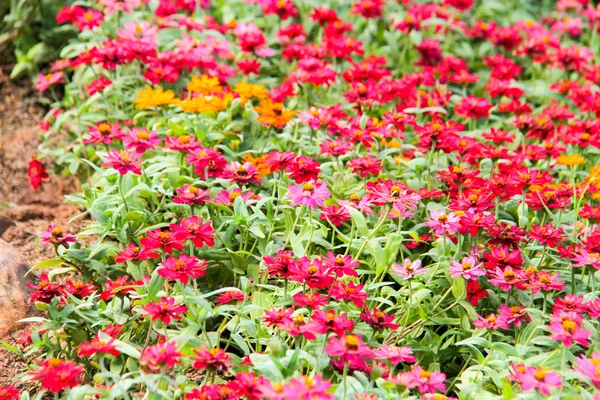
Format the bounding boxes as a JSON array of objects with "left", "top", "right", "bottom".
[{"left": 345, "top": 335, "right": 359, "bottom": 350}]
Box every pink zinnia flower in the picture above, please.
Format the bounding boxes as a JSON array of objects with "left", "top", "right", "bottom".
[
  {"left": 223, "top": 162, "right": 262, "bottom": 185},
  {"left": 348, "top": 155, "right": 384, "bottom": 177},
  {"left": 320, "top": 205, "right": 351, "bottom": 226},
  {"left": 425, "top": 209, "right": 461, "bottom": 235},
  {"left": 140, "top": 341, "right": 182, "bottom": 373},
  {"left": 321, "top": 252, "right": 359, "bottom": 277},
  {"left": 173, "top": 185, "right": 211, "bottom": 205},
  {"left": 114, "top": 243, "right": 159, "bottom": 263},
  {"left": 574, "top": 352, "right": 600, "bottom": 386},
  {"left": 448, "top": 256, "right": 485, "bottom": 280},
  {"left": 518, "top": 366, "right": 562, "bottom": 395},
  {"left": 392, "top": 258, "right": 426, "bottom": 279},
  {"left": 498, "top": 305, "right": 530, "bottom": 327},
  {"left": 164, "top": 135, "right": 201, "bottom": 152},
  {"left": 373, "top": 345, "right": 416, "bottom": 364},
  {"left": 216, "top": 290, "right": 245, "bottom": 304},
  {"left": 35, "top": 72, "right": 63, "bottom": 92},
  {"left": 572, "top": 248, "right": 600, "bottom": 269},
  {"left": 329, "top": 281, "right": 367, "bottom": 308},
  {"left": 410, "top": 365, "right": 447, "bottom": 394},
  {"left": 85, "top": 121, "right": 122, "bottom": 145},
  {"left": 77, "top": 336, "right": 120, "bottom": 357},
  {"left": 123, "top": 128, "right": 161, "bottom": 153},
  {"left": 360, "top": 307, "right": 400, "bottom": 331},
  {"left": 213, "top": 188, "right": 255, "bottom": 206},
  {"left": 324, "top": 334, "right": 373, "bottom": 370},
  {"left": 292, "top": 292, "right": 328, "bottom": 310},
  {"left": 87, "top": 76, "right": 112, "bottom": 96},
  {"left": 170, "top": 216, "right": 215, "bottom": 247},
  {"left": 472, "top": 313, "right": 510, "bottom": 330},
  {"left": 158, "top": 255, "right": 208, "bottom": 284},
  {"left": 549, "top": 311, "right": 590, "bottom": 347},
  {"left": 140, "top": 228, "right": 187, "bottom": 254},
  {"left": 142, "top": 297, "right": 188, "bottom": 324},
  {"left": 282, "top": 375, "right": 334, "bottom": 400},
  {"left": 74, "top": 9, "right": 104, "bottom": 31},
  {"left": 193, "top": 345, "right": 231, "bottom": 372},
  {"left": 287, "top": 181, "right": 330, "bottom": 210},
  {"left": 102, "top": 150, "right": 142, "bottom": 175},
  {"left": 39, "top": 225, "right": 76, "bottom": 248}
]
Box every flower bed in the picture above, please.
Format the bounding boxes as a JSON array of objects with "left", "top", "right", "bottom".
[{"left": 6, "top": 0, "right": 600, "bottom": 399}]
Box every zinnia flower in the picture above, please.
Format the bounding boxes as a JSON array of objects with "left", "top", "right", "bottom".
[
  {"left": 287, "top": 181, "right": 330, "bottom": 210},
  {"left": 142, "top": 297, "right": 188, "bottom": 324},
  {"left": 29, "top": 358, "right": 83, "bottom": 393}
]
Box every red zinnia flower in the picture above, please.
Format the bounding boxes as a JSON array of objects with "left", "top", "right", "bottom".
[
  {"left": 158, "top": 255, "right": 208, "bottom": 284},
  {"left": 193, "top": 345, "right": 231, "bottom": 372},
  {"left": 28, "top": 157, "right": 49, "bottom": 190},
  {"left": 142, "top": 297, "right": 188, "bottom": 324},
  {"left": 29, "top": 358, "right": 83, "bottom": 393}
]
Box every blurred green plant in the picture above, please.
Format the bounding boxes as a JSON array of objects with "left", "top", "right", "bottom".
[{"left": 0, "top": 0, "right": 76, "bottom": 79}]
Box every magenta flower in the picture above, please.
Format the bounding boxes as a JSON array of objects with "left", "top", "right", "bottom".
[
  {"left": 123, "top": 128, "right": 162, "bottom": 153},
  {"left": 448, "top": 256, "right": 485, "bottom": 280},
  {"left": 410, "top": 365, "right": 447, "bottom": 394},
  {"left": 170, "top": 216, "right": 215, "bottom": 247},
  {"left": 287, "top": 181, "right": 330, "bottom": 210},
  {"left": 498, "top": 305, "right": 531, "bottom": 327},
  {"left": 329, "top": 280, "right": 367, "bottom": 308},
  {"left": 85, "top": 121, "right": 123, "bottom": 145},
  {"left": 548, "top": 311, "right": 591, "bottom": 347},
  {"left": 140, "top": 341, "right": 182, "bottom": 373},
  {"left": 572, "top": 248, "right": 600, "bottom": 269},
  {"left": 102, "top": 149, "right": 142, "bottom": 175},
  {"left": 319, "top": 205, "right": 350, "bottom": 226},
  {"left": 142, "top": 297, "right": 188, "bottom": 324},
  {"left": 574, "top": 352, "right": 600, "bottom": 386},
  {"left": 373, "top": 345, "right": 416, "bottom": 364},
  {"left": 173, "top": 185, "right": 211, "bottom": 205},
  {"left": 158, "top": 255, "right": 208, "bottom": 284},
  {"left": 472, "top": 313, "right": 510, "bottom": 330},
  {"left": 164, "top": 134, "right": 201, "bottom": 152},
  {"left": 39, "top": 225, "right": 76, "bottom": 248},
  {"left": 87, "top": 76, "right": 112, "bottom": 96},
  {"left": 114, "top": 243, "right": 159, "bottom": 263},
  {"left": 213, "top": 188, "right": 255, "bottom": 206},
  {"left": 425, "top": 209, "right": 461, "bottom": 235},
  {"left": 35, "top": 72, "right": 63, "bottom": 92},
  {"left": 392, "top": 258, "right": 426, "bottom": 280},
  {"left": 518, "top": 366, "right": 562, "bottom": 395},
  {"left": 320, "top": 252, "right": 359, "bottom": 277},
  {"left": 324, "top": 334, "right": 373, "bottom": 370},
  {"left": 283, "top": 375, "right": 334, "bottom": 400}
]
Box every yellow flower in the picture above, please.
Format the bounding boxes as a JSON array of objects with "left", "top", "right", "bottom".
[
  {"left": 233, "top": 82, "right": 269, "bottom": 104},
  {"left": 134, "top": 86, "right": 177, "bottom": 109},
  {"left": 179, "top": 93, "right": 232, "bottom": 113},
  {"left": 556, "top": 153, "right": 585, "bottom": 166},
  {"left": 187, "top": 75, "right": 223, "bottom": 96},
  {"left": 254, "top": 99, "right": 295, "bottom": 128}
]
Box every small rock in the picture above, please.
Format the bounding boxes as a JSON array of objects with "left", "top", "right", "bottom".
[{"left": 0, "top": 239, "right": 32, "bottom": 338}]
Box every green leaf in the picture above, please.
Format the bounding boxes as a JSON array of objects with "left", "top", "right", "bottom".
[
  {"left": 146, "top": 271, "right": 165, "bottom": 301},
  {"left": 347, "top": 206, "right": 369, "bottom": 237},
  {"left": 26, "top": 258, "right": 64, "bottom": 276},
  {"left": 452, "top": 276, "right": 466, "bottom": 300}
]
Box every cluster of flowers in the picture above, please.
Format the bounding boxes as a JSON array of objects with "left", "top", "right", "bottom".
[{"left": 12, "top": 0, "right": 600, "bottom": 399}]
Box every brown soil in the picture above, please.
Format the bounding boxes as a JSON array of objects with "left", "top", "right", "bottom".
[{"left": 0, "top": 66, "right": 83, "bottom": 388}]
